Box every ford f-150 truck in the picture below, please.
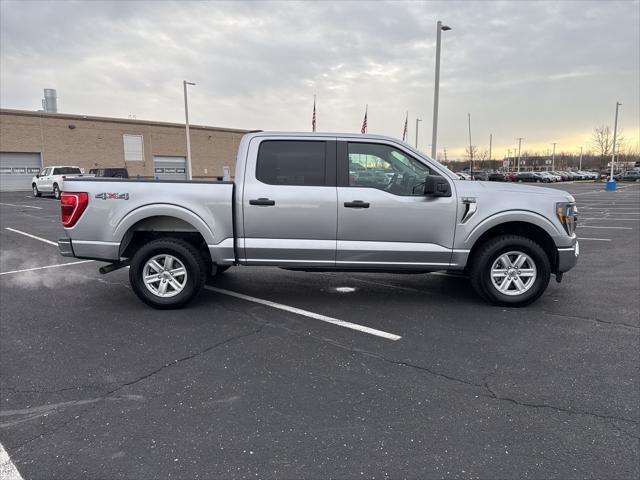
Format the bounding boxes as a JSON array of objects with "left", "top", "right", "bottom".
[
  {"left": 58, "top": 132, "right": 579, "bottom": 309},
  {"left": 32, "top": 166, "right": 94, "bottom": 199}
]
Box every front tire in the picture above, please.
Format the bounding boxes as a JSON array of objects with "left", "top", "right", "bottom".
[
  {"left": 470, "top": 235, "right": 550, "bottom": 307},
  {"left": 129, "top": 238, "right": 206, "bottom": 309},
  {"left": 32, "top": 184, "right": 41, "bottom": 197},
  {"left": 53, "top": 184, "right": 61, "bottom": 200}
]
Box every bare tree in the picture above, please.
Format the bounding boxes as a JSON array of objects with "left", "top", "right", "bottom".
[
  {"left": 591, "top": 125, "right": 625, "bottom": 170},
  {"left": 465, "top": 145, "right": 478, "bottom": 162}
]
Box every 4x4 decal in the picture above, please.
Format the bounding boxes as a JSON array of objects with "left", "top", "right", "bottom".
[{"left": 95, "top": 192, "right": 129, "bottom": 200}]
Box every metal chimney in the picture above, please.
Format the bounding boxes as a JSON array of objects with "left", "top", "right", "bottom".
[{"left": 43, "top": 89, "right": 57, "bottom": 112}]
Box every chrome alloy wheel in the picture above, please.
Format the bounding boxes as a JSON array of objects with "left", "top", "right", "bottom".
[
  {"left": 142, "top": 254, "right": 188, "bottom": 298},
  {"left": 490, "top": 251, "right": 537, "bottom": 296}
]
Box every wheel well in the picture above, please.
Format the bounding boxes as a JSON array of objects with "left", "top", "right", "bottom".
[
  {"left": 468, "top": 221, "right": 557, "bottom": 272},
  {"left": 119, "top": 216, "right": 213, "bottom": 264}
]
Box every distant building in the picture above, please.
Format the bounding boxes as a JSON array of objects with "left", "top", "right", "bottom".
[{"left": 0, "top": 109, "right": 247, "bottom": 191}]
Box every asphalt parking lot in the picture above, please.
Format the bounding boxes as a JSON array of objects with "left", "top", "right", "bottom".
[{"left": 1, "top": 183, "right": 638, "bottom": 479}]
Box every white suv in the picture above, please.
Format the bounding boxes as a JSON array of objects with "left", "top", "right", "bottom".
[{"left": 32, "top": 166, "right": 91, "bottom": 199}]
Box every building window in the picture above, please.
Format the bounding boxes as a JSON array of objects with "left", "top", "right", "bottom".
[{"left": 123, "top": 134, "right": 144, "bottom": 161}]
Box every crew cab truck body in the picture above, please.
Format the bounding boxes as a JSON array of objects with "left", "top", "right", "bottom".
[
  {"left": 32, "top": 166, "right": 93, "bottom": 200},
  {"left": 58, "top": 132, "right": 579, "bottom": 308}
]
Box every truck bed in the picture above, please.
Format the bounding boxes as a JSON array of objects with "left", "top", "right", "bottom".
[{"left": 62, "top": 178, "right": 235, "bottom": 263}]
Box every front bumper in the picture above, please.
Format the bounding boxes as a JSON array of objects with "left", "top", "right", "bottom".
[
  {"left": 556, "top": 239, "right": 579, "bottom": 273},
  {"left": 58, "top": 238, "right": 75, "bottom": 257}
]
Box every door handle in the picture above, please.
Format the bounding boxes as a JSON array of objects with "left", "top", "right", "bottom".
[
  {"left": 344, "top": 200, "right": 370, "bottom": 208},
  {"left": 249, "top": 198, "right": 276, "bottom": 206}
]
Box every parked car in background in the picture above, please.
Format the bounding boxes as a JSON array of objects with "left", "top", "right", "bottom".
[
  {"left": 553, "top": 171, "right": 570, "bottom": 181},
  {"left": 457, "top": 172, "right": 472, "bottom": 180},
  {"left": 32, "top": 166, "right": 94, "bottom": 199},
  {"left": 488, "top": 172, "right": 507, "bottom": 182},
  {"left": 622, "top": 170, "right": 640, "bottom": 181},
  {"left": 89, "top": 167, "right": 129, "bottom": 178},
  {"left": 516, "top": 172, "right": 542, "bottom": 183},
  {"left": 538, "top": 172, "right": 556, "bottom": 183},
  {"left": 472, "top": 171, "right": 489, "bottom": 181}
]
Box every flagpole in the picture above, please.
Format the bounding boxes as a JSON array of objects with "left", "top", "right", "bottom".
[{"left": 312, "top": 94, "right": 316, "bottom": 133}]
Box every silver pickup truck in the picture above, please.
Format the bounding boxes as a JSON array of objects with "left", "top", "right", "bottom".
[{"left": 58, "top": 132, "right": 578, "bottom": 309}]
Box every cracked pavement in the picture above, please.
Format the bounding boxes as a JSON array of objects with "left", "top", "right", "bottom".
[{"left": 1, "top": 184, "right": 639, "bottom": 479}]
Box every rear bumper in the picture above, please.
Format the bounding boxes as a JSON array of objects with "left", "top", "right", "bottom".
[
  {"left": 58, "top": 238, "right": 74, "bottom": 257},
  {"left": 556, "top": 240, "right": 579, "bottom": 273},
  {"left": 58, "top": 237, "right": 120, "bottom": 261}
]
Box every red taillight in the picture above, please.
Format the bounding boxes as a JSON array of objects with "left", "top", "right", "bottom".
[{"left": 61, "top": 192, "right": 88, "bottom": 228}]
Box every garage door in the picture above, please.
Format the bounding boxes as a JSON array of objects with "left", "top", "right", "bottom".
[
  {"left": 153, "top": 156, "right": 187, "bottom": 181},
  {"left": 0, "top": 152, "right": 42, "bottom": 192}
]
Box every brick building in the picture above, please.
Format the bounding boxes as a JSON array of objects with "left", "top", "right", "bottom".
[{"left": 0, "top": 109, "right": 248, "bottom": 191}]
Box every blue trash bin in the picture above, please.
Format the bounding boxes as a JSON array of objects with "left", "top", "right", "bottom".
[{"left": 605, "top": 180, "right": 617, "bottom": 191}]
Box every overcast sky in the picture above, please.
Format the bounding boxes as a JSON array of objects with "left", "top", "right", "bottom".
[{"left": 1, "top": 0, "right": 638, "bottom": 160}]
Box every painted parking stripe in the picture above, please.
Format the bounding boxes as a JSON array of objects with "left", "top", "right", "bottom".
[
  {"left": 577, "top": 237, "right": 612, "bottom": 242},
  {"left": 0, "top": 260, "right": 93, "bottom": 276},
  {"left": 0, "top": 203, "right": 43, "bottom": 210},
  {"left": 205, "top": 286, "right": 402, "bottom": 341},
  {"left": 0, "top": 443, "right": 24, "bottom": 480},
  {"left": 580, "top": 218, "right": 640, "bottom": 221},
  {"left": 5, "top": 227, "right": 57, "bottom": 246},
  {"left": 579, "top": 226, "right": 632, "bottom": 230}
]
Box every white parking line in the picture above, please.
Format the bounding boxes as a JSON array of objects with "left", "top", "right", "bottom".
[
  {"left": 0, "top": 203, "right": 43, "bottom": 210},
  {"left": 0, "top": 260, "right": 93, "bottom": 276},
  {"left": 579, "top": 226, "right": 632, "bottom": 230},
  {"left": 4, "top": 228, "right": 57, "bottom": 246},
  {"left": 205, "top": 286, "right": 402, "bottom": 341},
  {"left": 0, "top": 443, "right": 24, "bottom": 480},
  {"left": 580, "top": 218, "right": 640, "bottom": 221},
  {"left": 577, "top": 237, "right": 612, "bottom": 242}
]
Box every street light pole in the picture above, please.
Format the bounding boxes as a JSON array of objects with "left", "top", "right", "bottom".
[
  {"left": 579, "top": 146, "right": 583, "bottom": 170},
  {"left": 431, "top": 21, "right": 451, "bottom": 159},
  {"left": 467, "top": 113, "right": 473, "bottom": 176},
  {"left": 415, "top": 118, "right": 422, "bottom": 149},
  {"left": 551, "top": 142, "right": 557, "bottom": 171},
  {"left": 489, "top": 133, "right": 492, "bottom": 165},
  {"left": 610, "top": 101, "right": 622, "bottom": 181},
  {"left": 183, "top": 80, "right": 196, "bottom": 181},
  {"left": 516, "top": 137, "right": 524, "bottom": 173}
]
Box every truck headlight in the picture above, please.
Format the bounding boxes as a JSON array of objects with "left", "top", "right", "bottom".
[{"left": 556, "top": 202, "right": 577, "bottom": 235}]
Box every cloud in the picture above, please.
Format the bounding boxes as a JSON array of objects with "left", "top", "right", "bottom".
[{"left": 1, "top": 0, "right": 638, "bottom": 159}]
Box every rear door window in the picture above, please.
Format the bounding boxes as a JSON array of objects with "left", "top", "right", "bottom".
[
  {"left": 256, "top": 141, "right": 326, "bottom": 186},
  {"left": 53, "top": 167, "right": 82, "bottom": 175}
]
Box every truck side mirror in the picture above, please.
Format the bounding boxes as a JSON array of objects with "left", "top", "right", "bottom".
[
  {"left": 424, "top": 175, "right": 452, "bottom": 197},
  {"left": 36, "top": 174, "right": 40, "bottom": 178}
]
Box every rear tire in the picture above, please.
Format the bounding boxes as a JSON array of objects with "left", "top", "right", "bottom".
[
  {"left": 53, "top": 184, "right": 61, "bottom": 200},
  {"left": 32, "top": 184, "right": 41, "bottom": 197},
  {"left": 129, "top": 238, "right": 206, "bottom": 309},
  {"left": 470, "top": 234, "right": 550, "bottom": 307}
]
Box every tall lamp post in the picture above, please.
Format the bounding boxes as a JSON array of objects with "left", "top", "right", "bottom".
[
  {"left": 516, "top": 137, "right": 524, "bottom": 173},
  {"left": 415, "top": 118, "right": 422, "bottom": 149},
  {"left": 579, "top": 146, "right": 583, "bottom": 170},
  {"left": 608, "top": 101, "right": 622, "bottom": 190},
  {"left": 183, "top": 80, "right": 196, "bottom": 181},
  {"left": 551, "top": 142, "right": 557, "bottom": 171},
  {"left": 431, "top": 21, "right": 451, "bottom": 159},
  {"left": 467, "top": 113, "right": 473, "bottom": 176}
]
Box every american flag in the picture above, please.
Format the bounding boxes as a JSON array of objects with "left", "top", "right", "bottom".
[
  {"left": 312, "top": 95, "right": 316, "bottom": 132},
  {"left": 402, "top": 112, "right": 408, "bottom": 142},
  {"left": 360, "top": 105, "right": 368, "bottom": 134}
]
